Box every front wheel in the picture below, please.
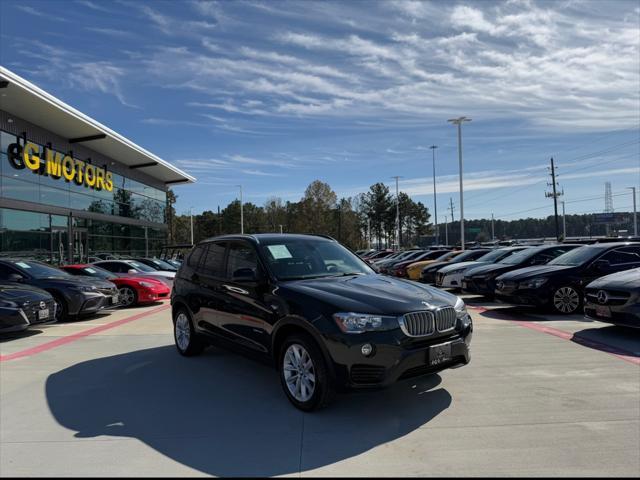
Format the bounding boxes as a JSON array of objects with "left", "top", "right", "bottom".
[
  {"left": 52, "top": 293, "right": 68, "bottom": 322},
  {"left": 173, "top": 309, "right": 204, "bottom": 356},
  {"left": 552, "top": 286, "right": 582, "bottom": 314},
  {"left": 279, "top": 333, "right": 334, "bottom": 412},
  {"left": 118, "top": 286, "right": 137, "bottom": 307}
]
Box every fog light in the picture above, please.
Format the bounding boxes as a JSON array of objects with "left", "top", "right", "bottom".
[{"left": 361, "top": 343, "right": 373, "bottom": 356}]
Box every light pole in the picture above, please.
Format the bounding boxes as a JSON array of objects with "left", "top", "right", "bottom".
[
  {"left": 235, "top": 185, "right": 244, "bottom": 234},
  {"left": 189, "top": 206, "right": 194, "bottom": 245},
  {"left": 447, "top": 116, "right": 471, "bottom": 251},
  {"left": 628, "top": 187, "right": 638, "bottom": 236},
  {"left": 443, "top": 215, "right": 448, "bottom": 246},
  {"left": 429, "top": 145, "right": 438, "bottom": 244},
  {"left": 391, "top": 176, "right": 402, "bottom": 249}
]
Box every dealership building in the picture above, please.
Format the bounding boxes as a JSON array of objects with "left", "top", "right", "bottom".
[{"left": 0, "top": 66, "right": 194, "bottom": 264}]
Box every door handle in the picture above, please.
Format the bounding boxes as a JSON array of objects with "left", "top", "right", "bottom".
[{"left": 222, "top": 284, "right": 249, "bottom": 295}]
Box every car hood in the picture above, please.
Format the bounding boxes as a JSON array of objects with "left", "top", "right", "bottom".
[
  {"left": 143, "top": 271, "right": 175, "bottom": 279},
  {"left": 281, "top": 274, "right": 459, "bottom": 315},
  {"left": 0, "top": 283, "right": 52, "bottom": 303},
  {"left": 423, "top": 261, "right": 450, "bottom": 272},
  {"left": 438, "top": 261, "right": 488, "bottom": 273},
  {"left": 31, "top": 276, "right": 116, "bottom": 290},
  {"left": 587, "top": 267, "right": 640, "bottom": 290},
  {"left": 466, "top": 263, "right": 518, "bottom": 277},
  {"left": 496, "top": 264, "right": 575, "bottom": 281}
]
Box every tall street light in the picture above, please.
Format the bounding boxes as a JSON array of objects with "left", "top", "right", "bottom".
[
  {"left": 235, "top": 185, "right": 244, "bottom": 234},
  {"left": 429, "top": 145, "right": 438, "bottom": 244},
  {"left": 447, "top": 116, "right": 471, "bottom": 250},
  {"left": 188, "top": 206, "right": 194, "bottom": 245},
  {"left": 391, "top": 176, "right": 402, "bottom": 249},
  {"left": 628, "top": 187, "right": 638, "bottom": 236}
]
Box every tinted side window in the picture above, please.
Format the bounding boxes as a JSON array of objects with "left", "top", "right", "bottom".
[
  {"left": 0, "top": 263, "right": 18, "bottom": 280},
  {"left": 201, "top": 242, "right": 226, "bottom": 277},
  {"left": 187, "top": 245, "right": 206, "bottom": 268},
  {"left": 226, "top": 242, "right": 259, "bottom": 279},
  {"left": 97, "top": 262, "right": 116, "bottom": 272},
  {"left": 601, "top": 247, "right": 640, "bottom": 266}
]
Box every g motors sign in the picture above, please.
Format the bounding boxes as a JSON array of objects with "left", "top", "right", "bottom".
[{"left": 7, "top": 141, "right": 114, "bottom": 192}]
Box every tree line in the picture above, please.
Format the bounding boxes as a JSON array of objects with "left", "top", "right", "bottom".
[{"left": 167, "top": 180, "right": 635, "bottom": 249}]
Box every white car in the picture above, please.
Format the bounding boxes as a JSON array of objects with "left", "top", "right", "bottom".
[
  {"left": 92, "top": 260, "right": 175, "bottom": 287},
  {"left": 435, "top": 247, "right": 528, "bottom": 289}
]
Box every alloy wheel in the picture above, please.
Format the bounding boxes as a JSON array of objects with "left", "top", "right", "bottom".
[
  {"left": 119, "top": 287, "right": 135, "bottom": 307},
  {"left": 54, "top": 297, "right": 64, "bottom": 322},
  {"left": 175, "top": 312, "right": 191, "bottom": 352},
  {"left": 553, "top": 287, "right": 580, "bottom": 314},
  {"left": 283, "top": 343, "right": 316, "bottom": 403}
]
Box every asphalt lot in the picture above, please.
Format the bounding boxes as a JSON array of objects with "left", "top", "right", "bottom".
[{"left": 1, "top": 295, "right": 638, "bottom": 477}]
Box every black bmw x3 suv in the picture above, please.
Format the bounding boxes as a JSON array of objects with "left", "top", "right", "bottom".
[{"left": 171, "top": 234, "right": 472, "bottom": 411}]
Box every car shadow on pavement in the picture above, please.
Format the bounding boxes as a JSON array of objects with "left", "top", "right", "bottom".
[
  {"left": 573, "top": 326, "right": 640, "bottom": 358},
  {"left": 45, "top": 345, "right": 451, "bottom": 476}
]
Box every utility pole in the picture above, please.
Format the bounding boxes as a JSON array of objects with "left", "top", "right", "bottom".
[
  {"left": 443, "top": 215, "right": 448, "bottom": 246},
  {"left": 561, "top": 201, "right": 566, "bottom": 240},
  {"left": 628, "top": 187, "right": 638, "bottom": 236},
  {"left": 545, "top": 157, "right": 563, "bottom": 241},
  {"left": 449, "top": 197, "right": 455, "bottom": 223},
  {"left": 391, "top": 176, "right": 401, "bottom": 249},
  {"left": 236, "top": 185, "right": 244, "bottom": 234},
  {"left": 448, "top": 116, "right": 471, "bottom": 251},
  {"left": 429, "top": 145, "right": 438, "bottom": 244},
  {"left": 491, "top": 213, "right": 495, "bottom": 241},
  {"left": 279, "top": 224, "right": 283, "bottom": 234}
]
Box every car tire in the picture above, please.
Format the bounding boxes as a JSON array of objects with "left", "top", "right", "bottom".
[
  {"left": 279, "top": 333, "right": 335, "bottom": 412},
  {"left": 173, "top": 308, "right": 205, "bottom": 356},
  {"left": 119, "top": 286, "right": 138, "bottom": 307},
  {"left": 51, "top": 293, "right": 68, "bottom": 323},
  {"left": 552, "top": 286, "right": 582, "bottom": 315}
]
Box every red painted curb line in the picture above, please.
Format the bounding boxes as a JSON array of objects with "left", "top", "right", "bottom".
[
  {"left": 469, "top": 305, "right": 640, "bottom": 366},
  {"left": 0, "top": 304, "right": 171, "bottom": 362}
]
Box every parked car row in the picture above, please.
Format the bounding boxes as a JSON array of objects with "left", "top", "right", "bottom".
[
  {"left": 385, "top": 242, "right": 639, "bottom": 326},
  {"left": 0, "top": 256, "right": 176, "bottom": 334}
]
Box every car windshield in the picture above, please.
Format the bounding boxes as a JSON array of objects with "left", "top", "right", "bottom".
[
  {"left": 476, "top": 249, "right": 515, "bottom": 262},
  {"left": 147, "top": 258, "right": 177, "bottom": 270},
  {"left": 451, "top": 250, "right": 487, "bottom": 263},
  {"left": 435, "top": 251, "right": 458, "bottom": 261},
  {"left": 499, "top": 249, "right": 536, "bottom": 265},
  {"left": 125, "top": 261, "right": 157, "bottom": 272},
  {"left": 11, "top": 261, "right": 70, "bottom": 279},
  {"left": 548, "top": 246, "right": 601, "bottom": 266},
  {"left": 81, "top": 266, "right": 117, "bottom": 280},
  {"left": 261, "top": 239, "right": 374, "bottom": 280}
]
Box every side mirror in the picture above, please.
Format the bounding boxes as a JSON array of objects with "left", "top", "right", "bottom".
[
  {"left": 127, "top": 269, "right": 138, "bottom": 274},
  {"left": 8, "top": 273, "right": 24, "bottom": 282},
  {"left": 232, "top": 268, "right": 258, "bottom": 283}
]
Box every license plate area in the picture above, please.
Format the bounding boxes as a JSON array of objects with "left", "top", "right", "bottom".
[
  {"left": 429, "top": 342, "right": 452, "bottom": 366},
  {"left": 38, "top": 308, "right": 49, "bottom": 320},
  {"left": 111, "top": 295, "right": 119, "bottom": 304},
  {"left": 595, "top": 305, "right": 611, "bottom": 318}
]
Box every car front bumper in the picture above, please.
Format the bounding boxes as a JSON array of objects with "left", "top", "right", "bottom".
[
  {"left": 137, "top": 286, "right": 171, "bottom": 303},
  {"left": 584, "top": 301, "right": 640, "bottom": 328},
  {"left": 324, "top": 320, "right": 473, "bottom": 391}
]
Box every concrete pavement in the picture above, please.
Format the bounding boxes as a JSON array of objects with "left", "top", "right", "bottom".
[{"left": 0, "top": 298, "right": 638, "bottom": 477}]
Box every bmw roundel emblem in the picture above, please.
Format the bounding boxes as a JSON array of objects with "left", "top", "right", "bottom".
[{"left": 596, "top": 290, "right": 608, "bottom": 305}]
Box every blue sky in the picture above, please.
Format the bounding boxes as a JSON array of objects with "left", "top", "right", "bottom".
[{"left": 1, "top": 0, "right": 638, "bottom": 222}]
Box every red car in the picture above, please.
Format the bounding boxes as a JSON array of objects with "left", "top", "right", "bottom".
[{"left": 60, "top": 264, "right": 170, "bottom": 307}]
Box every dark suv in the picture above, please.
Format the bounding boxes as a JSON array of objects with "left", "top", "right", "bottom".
[{"left": 171, "top": 234, "right": 472, "bottom": 411}]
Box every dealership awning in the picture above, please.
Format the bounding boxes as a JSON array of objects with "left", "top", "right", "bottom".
[{"left": 0, "top": 66, "right": 195, "bottom": 185}]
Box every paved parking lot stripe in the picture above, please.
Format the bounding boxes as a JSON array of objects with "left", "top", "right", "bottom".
[
  {"left": 468, "top": 305, "right": 640, "bottom": 366},
  {"left": 0, "top": 304, "right": 171, "bottom": 362}
]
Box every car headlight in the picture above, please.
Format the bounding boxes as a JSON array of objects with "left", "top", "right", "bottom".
[
  {"left": 139, "top": 281, "right": 157, "bottom": 288},
  {"left": 448, "top": 268, "right": 466, "bottom": 275},
  {"left": 518, "top": 278, "right": 548, "bottom": 289},
  {"left": 333, "top": 312, "right": 398, "bottom": 334},
  {"left": 71, "top": 285, "right": 97, "bottom": 292},
  {"left": 454, "top": 297, "right": 472, "bottom": 328}
]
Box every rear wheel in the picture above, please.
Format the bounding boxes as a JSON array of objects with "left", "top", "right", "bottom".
[
  {"left": 552, "top": 286, "right": 581, "bottom": 314},
  {"left": 279, "top": 333, "right": 334, "bottom": 411},
  {"left": 173, "top": 309, "right": 204, "bottom": 356},
  {"left": 118, "top": 286, "right": 137, "bottom": 307}
]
